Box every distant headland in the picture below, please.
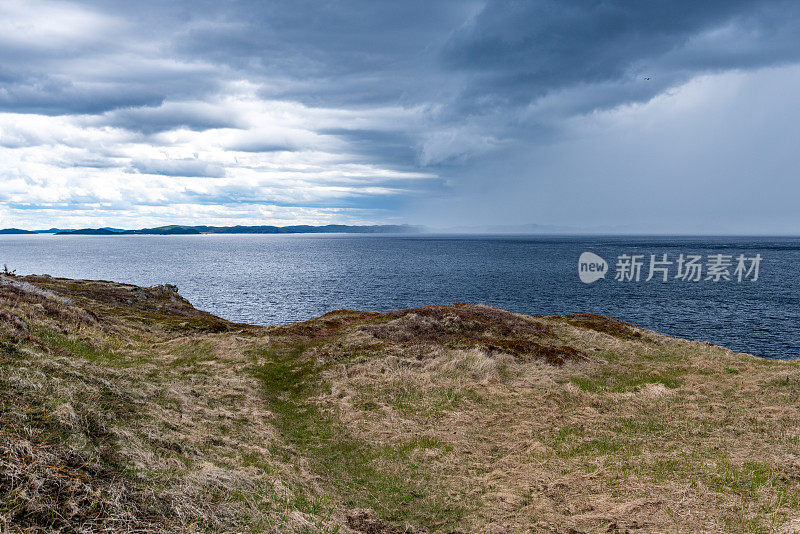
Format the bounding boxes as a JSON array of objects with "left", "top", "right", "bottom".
[{"left": 0, "top": 224, "right": 420, "bottom": 235}]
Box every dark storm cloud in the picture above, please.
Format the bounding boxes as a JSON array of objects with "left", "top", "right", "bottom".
[
  {"left": 0, "top": 81, "right": 164, "bottom": 116},
  {"left": 319, "top": 129, "right": 419, "bottom": 167},
  {"left": 3, "top": 0, "right": 472, "bottom": 115},
  {"left": 225, "top": 142, "right": 297, "bottom": 153},
  {"left": 131, "top": 159, "right": 226, "bottom": 178},
  {"left": 97, "top": 103, "right": 240, "bottom": 134},
  {"left": 170, "top": 0, "right": 473, "bottom": 102},
  {"left": 3, "top": 1, "right": 799, "bottom": 122},
  {"left": 0, "top": 60, "right": 223, "bottom": 116},
  {"left": 5, "top": 1, "right": 797, "bottom": 138},
  {"left": 441, "top": 0, "right": 800, "bottom": 113}
]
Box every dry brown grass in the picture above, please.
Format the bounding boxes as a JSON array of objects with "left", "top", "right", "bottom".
[
  {"left": 298, "top": 309, "right": 800, "bottom": 532},
  {"left": 2, "top": 275, "right": 799, "bottom": 533},
  {"left": 0, "top": 275, "right": 339, "bottom": 533}
]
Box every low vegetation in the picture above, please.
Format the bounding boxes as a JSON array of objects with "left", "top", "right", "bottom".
[{"left": 1, "top": 274, "right": 799, "bottom": 532}]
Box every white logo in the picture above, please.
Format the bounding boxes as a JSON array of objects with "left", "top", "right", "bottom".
[
  {"left": 578, "top": 251, "right": 761, "bottom": 284},
  {"left": 578, "top": 252, "right": 608, "bottom": 284}
]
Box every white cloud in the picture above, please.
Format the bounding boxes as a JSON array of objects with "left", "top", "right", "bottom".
[
  {"left": 0, "top": 84, "right": 437, "bottom": 228},
  {"left": 0, "top": 0, "right": 118, "bottom": 50}
]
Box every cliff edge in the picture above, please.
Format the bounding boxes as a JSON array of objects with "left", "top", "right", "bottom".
[{"left": 1, "top": 274, "right": 798, "bottom": 533}]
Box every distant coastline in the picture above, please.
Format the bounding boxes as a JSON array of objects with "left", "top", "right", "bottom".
[
  {"left": 5, "top": 224, "right": 798, "bottom": 237},
  {"left": 0, "top": 224, "right": 420, "bottom": 236}
]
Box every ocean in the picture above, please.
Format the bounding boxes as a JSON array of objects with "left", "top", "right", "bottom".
[{"left": 1, "top": 233, "right": 797, "bottom": 359}]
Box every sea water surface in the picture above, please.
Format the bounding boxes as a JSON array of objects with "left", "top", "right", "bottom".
[{"left": 1, "top": 233, "right": 798, "bottom": 359}]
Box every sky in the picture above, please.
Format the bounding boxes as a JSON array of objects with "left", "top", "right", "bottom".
[{"left": 1, "top": 0, "right": 800, "bottom": 233}]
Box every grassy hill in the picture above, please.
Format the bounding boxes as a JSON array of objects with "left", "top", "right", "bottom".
[{"left": 1, "top": 275, "right": 799, "bottom": 533}]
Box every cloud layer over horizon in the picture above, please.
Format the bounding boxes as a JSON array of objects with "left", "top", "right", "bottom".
[{"left": 2, "top": 0, "right": 800, "bottom": 232}]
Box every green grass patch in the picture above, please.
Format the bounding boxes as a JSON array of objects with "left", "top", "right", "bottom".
[
  {"left": 168, "top": 341, "right": 216, "bottom": 367},
  {"left": 708, "top": 460, "right": 778, "bottom": 497},
  {"left": 37, "top": 328, "right": 119, "bottom": 364},
  {"left": 571, "top": 367, "right": 685, "bottom": 393},
  {"left": 250, "top": 340, "right": 467, "bottom": 531},
  {"left": 613, "top": 416, "right": 668, "bottom": 436}
]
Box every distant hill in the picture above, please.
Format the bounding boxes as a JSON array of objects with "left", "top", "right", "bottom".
[
  {"left": 57, "top": 228, "right": 118, "bottom": 235},
  {"left": 0, "top": 228, "right": 75, "bottom": 234},
  {"left": 52, "top": 224, "right": 419, "bottom": 235},
  {"left": 34, "top": 228, "right": 76, "bottom": 233}
]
